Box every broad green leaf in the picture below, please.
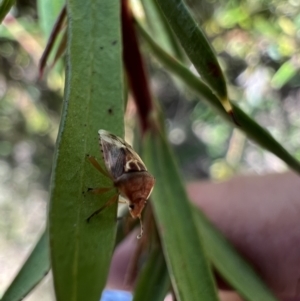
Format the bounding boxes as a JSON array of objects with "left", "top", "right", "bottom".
[
  {"left": 133, "top": 248, "right": 170, "bottom": 301},
  {"left": 1, "top": 230, "right": 50, "bottom": 301},
  {"left": 37, "top": 0, "right": 65, "bottom": 38},
  {"left": 195, "top": 209, "right": 279, "bottom": 301},
  {"left": 144, "top": 132, "right": 218, "bottom": 301},
  {"left": 155, "top": 0, "right": 232, "bottom": 113},
  {"left": 0, "top": 0, "right": 15, "bottom": 23},
  {"left": 138, "top": 24, "right": 300, "bottom": 174},
  {"left": 49, "top": 1, "right": 123, "bottom": 301}
]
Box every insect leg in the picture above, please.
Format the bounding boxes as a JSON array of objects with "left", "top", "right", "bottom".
[
  {"left": 86, "top": 194, "right": 118, "bottom": 223},
  {"left": 137, "top": 215, "right": 144, "bottom": 240},
  {"left": 86, "top": 154, "right": 110, "bottom": 178}
]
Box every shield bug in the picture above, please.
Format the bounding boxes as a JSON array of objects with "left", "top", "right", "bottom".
[{"left": 86, "top": 129, "right": 155, "bottom": 239}]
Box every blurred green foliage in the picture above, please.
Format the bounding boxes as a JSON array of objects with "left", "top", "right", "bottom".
[
  {"left": 0, "top": 1, "right": 62, "bottom": 298},
  {"left": 149, "top": 0, "right": 300, "bottom": 177}
]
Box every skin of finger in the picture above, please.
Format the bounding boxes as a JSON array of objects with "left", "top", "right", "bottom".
[
  {"left": 106, "top": 172, "right": 300, "bottom": 300},
  {"left": 106, "top": 231, "right": 138, "bottom": 291},
  {"left": 163, "top": 291, "right": 244, "bottom": 301},
  {"left": 188, "top": 171, "right": 300, "bottom": 300}
]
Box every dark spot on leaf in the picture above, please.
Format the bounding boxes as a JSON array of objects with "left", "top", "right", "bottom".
[
  {"left": 111, "top": 40, "right": 117, "bottom": 45},
  {"left": 207, "top": 60, "right": 221, "bottom": 77},
  {"left": 229, "top": 110, "right": 240, "bottom": 127},
  {"left": 108, "top": 108, "right": 113, "bottom": 114},
  {"left": 100, "top": 46, "right": 104, "bottom": 50}
]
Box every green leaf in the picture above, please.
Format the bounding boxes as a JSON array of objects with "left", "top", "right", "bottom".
[
  {"left": 136, "top": 21, "right": 222, "bottom": 112},
  {"left": 140, "top": 0, "right": 184, "bottom": 62},
  {"left": 144, "top": 132, "right": 218, "bottom": 301},
  {"left": 155, "top": 0, "right": 232, "bottom": 112},
  {"left": 1, "top": 230, "right": 50, "bottom": 301},
  {"left": 271, "top": 60, "right": 297, "bottom": 89},
  {"left": 49, "top": 1, "right": 123, "bottom": 301},
  {"left": 133, "top": 248, "right": 170, "bottom": 301},
  {"left": 0, "top": 0, "right": 15, "bottom": 23},
  {"left": 195, "top": 209, "right": 279, "bottom": 301},
  {"left": 137, "top": 24, "right": 300, "bottom": 174}
]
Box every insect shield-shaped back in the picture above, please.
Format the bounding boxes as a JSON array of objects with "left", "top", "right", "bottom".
[{"left": 99, "top": 130, "right": 155, "bottom": 238}]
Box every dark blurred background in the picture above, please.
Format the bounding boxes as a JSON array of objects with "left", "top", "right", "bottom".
[{"left": 0, "top": 0, "right": 299, "bottom": 299}]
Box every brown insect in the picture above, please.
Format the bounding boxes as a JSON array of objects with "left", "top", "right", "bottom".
[{"left": 86, "top": 129, "right": 155, "bottom": 239}]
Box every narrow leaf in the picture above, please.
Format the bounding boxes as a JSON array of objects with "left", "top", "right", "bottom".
[
  {"left": 136, "top": 22, "right": 223, "bottom": 114},
  {"left": 133, "top": 248, "right": 170, "bottom": 301},
  {"left": 1, "top": 230, "right": 50, "bottom": 301},
  {"left": 122, "top": 0, "right": 153, "bottom": 131},
  {"left": 0, "top": 0, "right": 15, "bottom": 23},
  {"left": 49, "top": 1, "right": 123, "bottom": 301},
  {"left": 140, "top": 0, "right": 184, "bottom": 62},
  {"left": 138, "top": 24, "right": 300, "bottom": 174},
  {"left": 271, "top": 60, "right": 297, "bottom": 89},
  {"left": 144, "top": 132, "right": 218, "bottom": 301},
  {"left": 155, "top": 0, "right": 232, "bottom": 114},
  {"left": 195, "top": 209, "right": 279, "bottom": 301}
]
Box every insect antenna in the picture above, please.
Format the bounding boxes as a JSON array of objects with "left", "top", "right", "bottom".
[{"left": 137, "top": 215, "right": 144, "bottom": 239}]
